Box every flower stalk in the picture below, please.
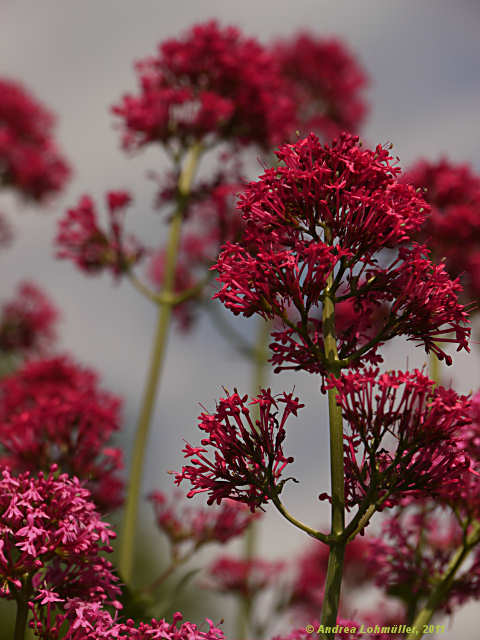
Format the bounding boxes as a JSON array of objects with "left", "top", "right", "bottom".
[
  {"left": 319, "top": 249, "right": 346, "bottom": 638},
  {"left": 119, "top": 142, "right": 202, "bottom": 583}
]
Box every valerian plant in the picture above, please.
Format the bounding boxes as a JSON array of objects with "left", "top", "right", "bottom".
[{"left": 2, "top": 16, "right": 480, "bottom": 640}]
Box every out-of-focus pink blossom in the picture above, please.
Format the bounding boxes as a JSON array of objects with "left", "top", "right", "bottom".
[
  {"left": 56, "top": 191, "right": 144, "bottom": 277},
  {"left": 0, "top": 355, "right": 124, "bottom": 511},
  {"left": 206, "top": 555, "right": 285, "bottom": 598},
  {"left": 0, "top": 78, "right": 70, "bottom": 201},
  {"left": 149, "top": 490, "right": 259, "bottom": 547},
  {"left": 112, "top": 21, "right": 295, "bottom": 150},
  {"left": 0, "top": 281, "right": 58, "bottom": 358},
  {"left": 273, "top": 32, "right": 368, "bottom": 138}
]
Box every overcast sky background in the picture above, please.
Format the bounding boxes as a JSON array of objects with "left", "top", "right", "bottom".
[{"left": 1, "top": 1, "right": 480, "bottom": 637}]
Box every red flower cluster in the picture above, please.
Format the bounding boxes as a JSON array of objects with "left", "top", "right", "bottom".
[
  {"left": 0, "top": 356, "right": 124, "bottom": 511},
  {"left": 405, "top": 158, "right": 480, "bottom": 302},
  {"left": 176, "top": 388, "right": 303, "bottom": 510},
  {"left": 273, "top": 32, "right": 368, "bottom": 138},
  {"left": 215, "top": 134, "right": 470, "bottom": 374},
  {"left": 206, "top": 555, "right": 285, "bottom": 598},
  {"left": 367, "top": 506, "right": 477, "bottom": 615},
  {"left": 56, "top": 191, "right": 144, "bottom": 277},
  {"left": 112, "top": 21, "right": 295, "bottom": 151},
  {"left": 0, "top": 281, "right": 58, "bottom": 359},
  {"left": 329, "top": 369, "right": 471, "bottom": 510},
  {"left": 0, "top": 467, "right": 120, "bottom": 608},
  {"left": 0, "top": 78, "right": 70, "bottom": 201},
  {"left": 149, "top": 490, "right": 258, "bottom": 547}
]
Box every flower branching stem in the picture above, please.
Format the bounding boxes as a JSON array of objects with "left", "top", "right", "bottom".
[
  {"left": 407, "top": 520, "right": 480, "bottom": 639},
  {"left": 119, "top": 142, "right": 203, "bottom": 584},
  {"left": 319, "top": 229, "right": 346, "bottom": 640},
  {"left": 270, "top": 492, "right": 329, "bottom": 543}
]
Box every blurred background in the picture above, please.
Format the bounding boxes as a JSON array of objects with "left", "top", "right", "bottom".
[{"left": 1, "top": 0, "right": 480, "bottom": 637}]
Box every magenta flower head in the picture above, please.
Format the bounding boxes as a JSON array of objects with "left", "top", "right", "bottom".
[
  {"left": 56, "top": 191, "right": 144, "bottom": 277},
  {"left": 215, "top": 134, "right": 470, "bottom": 375},
  {"left": 0, "top": 466, "right": 120, "bottom": 609},
  {"left": 366, "top": 506, "right": 478, "bottom": 616},
  {"left": 0, "top": 281, "right": 58, "bottom": 359},
  {"left": 149, "top": 491, "right": 258, "bottom": 547},
  {"left": 112, "top": 20, "right": 295, "bottom": 151},
  {"left": 405, "top": 157, "right": 480, "bottom": 303},
  {"left": 329, "top": 369, "right": 471, "bottom": 510},
  {"left": 31, "top": 606, "right": 225, "bottom": 640},
  {"left": 0, "top": 356, "right": 124, "bottom": 511},
  {"left": 273, "top": 32, "right": 368, "bottom": 138},
  {"left": 0, "top": 78, "right": 70, "bottom": 201},
  {"left": 205, "top": 555, "right": 285, "bottom": 599},
  {"left": 176, "top": 388, "right": 303, "bottom": 511},
  {"left": 121, "top": 612, "right": 225, "bottom": 640}
]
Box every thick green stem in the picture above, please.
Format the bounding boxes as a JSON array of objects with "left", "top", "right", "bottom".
[
  {"left": 14, "top": 600, "right": 28, "bottom": 640},
  {"left": 237, "top": 318, "right": 271, "bottom": 640},
  {"left": 119, "top": 143, "right": 202, "bottom": 584},
  {"left": 407, "top": 522, "right": 480, "bottom": 639},
  {"left": 319, "top": 260, "right": 346, "bottom": 638}
]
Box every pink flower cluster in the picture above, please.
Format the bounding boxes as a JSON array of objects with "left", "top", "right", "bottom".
[
  {"left": 274, "top": 32, "right": 368, "bottom": 138},
  {"left": 56, "top": 191, "right": 143, "bottom": 277},
  {"left": 150, "top": 491, "right": 258, "bottom": 547},
  {"left": 367, "top": 506, "right": 480, "bottom": 615},
  {"left": 0, "top": 356, "right": 124, "bottom": 512},
  {"left": 112, "top": 21, "right": 295, "bottom": 151},
  {"left": 206, "top": 555, "right": 285, "bottom": 598},
  {"left": 215, "top": 133, "right": 470, "bottom": 375},
  {"left": 330, "top": 369, "right": 471, "bottom": 509},
  {"left": 32, "top": 606, "right": 225, "bottom": 640},
  {"left": 0, "top": 281, "right": 58, "bottom": 358},
  {"left": 0, "top": 78, "right": 70, "bottom": 201},
  {"left": 406, "top": 158, "right": 480, "bottom": 302},
  {"left": 176, "top": 388, "right": 303, "bottom": 510},
  {"left": 0, "top": 467, "right": 120, "bottom": 606}
]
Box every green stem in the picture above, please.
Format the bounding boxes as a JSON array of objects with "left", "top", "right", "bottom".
[
  {"left": 119, "top": 142, "right": 202, "bottom": 584},
  {"left": 237, "top": 318, "right": 271, "bottom": 640},
  {"left": 319, "top": 256, "right": 346, "bottom": 639},
  {"left": 14, "top": 600, "right": 28, "bottom": 640},
  {"left": 407, "top": 521, "right": 480, "bottom": 639},
  {"left": 429, "top": 350, "right": 440, "bottom": 386}
]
